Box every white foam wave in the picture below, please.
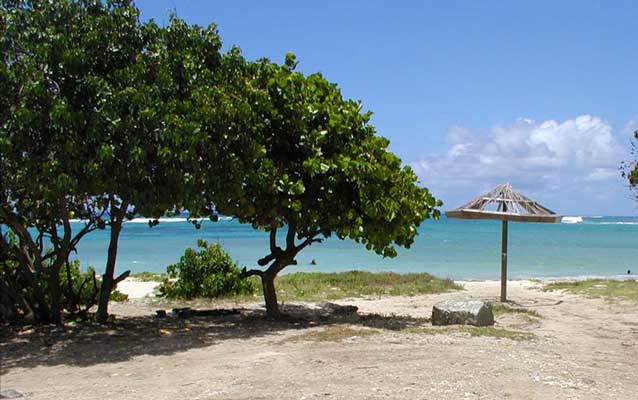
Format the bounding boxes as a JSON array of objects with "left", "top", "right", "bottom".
[
  {"left": 561, "top": 216, "right": 583, "bottom": 224},
  {"left": 70, "top": 216, "right": 233, "bottom": 224},
  {"left": 126, "top": 216, "right": 234, "bottom": 223},
  {"left": 126, "top": 217, "right": 192, "bottom": 223}
]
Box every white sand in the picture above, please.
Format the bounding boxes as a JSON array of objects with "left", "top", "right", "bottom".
[
  {"left": 3, "top": 279, "right": 637, "bottom": 399},
  {"left": 116, "top": 278, "right": 160, "bottom": 299}
]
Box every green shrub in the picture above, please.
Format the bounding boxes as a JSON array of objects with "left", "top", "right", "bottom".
[
  {"left": 0, "top": 254, "right": 127, "bottom": 323},
  {"left": 159, "top": 239, "right": 255, "bottom": 299},
  {"left": 60, "top": 261, "right": 98, "bottom": 308},
  {"left": 109, "top": 289, "right": 129, "bottom": 302},
  {"left": 60, "top": 260, "right": 128, "bottom": 314}
]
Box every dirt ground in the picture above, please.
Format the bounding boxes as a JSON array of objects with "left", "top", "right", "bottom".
[{"left": 1, "top": 280, "right": 637, "bottom": 400}]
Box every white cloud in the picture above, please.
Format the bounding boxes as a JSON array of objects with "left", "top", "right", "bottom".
[
  {"left": 621, "top": 119, "right": 638, "bottom": 138},
  {"left": 585, "top": 168, "right": 619, "bottom": 182},
  {"left": 411, "top": 115, "right": 634, "bottom": 214}
]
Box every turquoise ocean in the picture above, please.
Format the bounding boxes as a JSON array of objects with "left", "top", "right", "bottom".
[{"left": 69, "top": 216, "right": 638, "bottom": 280}]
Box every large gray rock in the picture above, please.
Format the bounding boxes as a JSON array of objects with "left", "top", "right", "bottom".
[{"left": 431, "top": 300, "right": 494, "bottom": 326}]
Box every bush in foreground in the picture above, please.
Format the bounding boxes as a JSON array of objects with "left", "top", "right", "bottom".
[
  {"left": 1, "top": 256, "right": 127, "bottom": 323},
  {"left": 159, "top": 240, "right": 255, "bottom": 299}
]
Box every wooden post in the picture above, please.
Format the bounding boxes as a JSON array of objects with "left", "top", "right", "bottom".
[{"left": 500, "top": 220, "right": 508, "bottom": 302}]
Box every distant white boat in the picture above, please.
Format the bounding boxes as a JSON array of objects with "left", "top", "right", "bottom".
[{"left": 562, "top": 216, "right": 583, "bottom": 224}]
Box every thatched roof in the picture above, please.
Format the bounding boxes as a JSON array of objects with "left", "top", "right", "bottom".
[{"left": 445, "top": 183, "right": 562, "bottom": 223}]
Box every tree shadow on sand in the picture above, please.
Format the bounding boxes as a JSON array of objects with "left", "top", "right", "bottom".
[{"left": 0, "top": 303, "right": 427, "bottom": 373}]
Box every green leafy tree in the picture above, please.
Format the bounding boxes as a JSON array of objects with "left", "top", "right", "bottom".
[
  {"left": 0, "top": 0, "right": 249, "bottom": 323},
  {"left": 92, "top": 16, "right": 266, "bottom": 322},
  {"left": 0, "top": 0, "right": 130, "bottom": 323},
  {"left": 622, "top": 130, "right": 638, "bottom": 200},
  {"left": 218, "top": 55, "right": 441, "bottom": 317},
  {"left": 90, "top": 13, "right": 227, "bottom": 323}
]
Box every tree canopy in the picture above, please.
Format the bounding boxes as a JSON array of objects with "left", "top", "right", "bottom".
[
  {"left": 0, "top": 0, "right": 150, "bottom": 323},
  {"left": 224, "top": 55, "right": 441, "bottom": 317},
  {"left": 0, "top": 0, "right": 258, "bottom": 323},
  {"left": 1, "top": 1, "right": 440, "bottom": 323}
]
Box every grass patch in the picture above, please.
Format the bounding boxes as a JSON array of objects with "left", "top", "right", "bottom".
[
  {"left": 464, "top": 326, "right": 535, "bottom": 340},
  {"left": 130, "top": 272, "right": 167, "bottom": 282},
  {"left": 544, "top": 279, "right": 638, "bottom": 301},
  {"left": 271, "top": 271, "right": 462, "bottom": 302},
  {"left": 286, "top": 325, "right": 380, "bottom": 343},
  {"left": 148, "top": 271, "right": 461, "bottom": 305},
  {"left": 492, "top": 304, "right": 542, "bottom": 319},
  {"left": 403, "top": 325, "right": 535, "bottom": 341}
]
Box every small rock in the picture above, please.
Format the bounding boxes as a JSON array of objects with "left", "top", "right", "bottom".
[{"left": 431, "top": 300, "right": 494, "bottom": 326}]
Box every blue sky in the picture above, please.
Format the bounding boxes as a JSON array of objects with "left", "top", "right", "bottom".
[{"left": 135, "top": 0, "right": 638, "bottom": 215}]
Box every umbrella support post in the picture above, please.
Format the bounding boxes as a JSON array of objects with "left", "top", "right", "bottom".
[
  {"left": 500, "top": 220, "right": 508, "bottom": 302},
  {"left": 444, "top": 183, "right": 561, "bottom": 303}
]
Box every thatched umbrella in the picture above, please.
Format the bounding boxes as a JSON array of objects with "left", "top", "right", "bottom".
[{"left": 445, "top": 183, "right": 562, "bottom": 301}]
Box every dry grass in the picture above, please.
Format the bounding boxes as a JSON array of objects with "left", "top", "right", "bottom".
[
  {"left": 544, "top": 279, "right": 638, "bottom": 301},
  {"left": 130, "top": 272, "right": 167, "bottom": 282},
  {"left": 402, "top": 325, "right": 536, "bottom": 341},
  {"left": 492, "top": 304, "right": 543, "bottom": 319},
  {"left": 271, "top": 271, "right": 462, "bottom": 302},
  {"left": 285, "top": 325, "right": 380, "bottom": 343},
  {"left": 149, "top": 271, "right": 462, "bottom": 306}
]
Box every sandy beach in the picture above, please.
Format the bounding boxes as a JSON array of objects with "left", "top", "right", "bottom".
[{"left": 1, "top": 279, "right": 637, "bottom": 400}]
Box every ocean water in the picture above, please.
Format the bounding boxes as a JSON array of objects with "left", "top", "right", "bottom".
[{"left": 68, "top": 216, "right": 638, "bottom": 280}]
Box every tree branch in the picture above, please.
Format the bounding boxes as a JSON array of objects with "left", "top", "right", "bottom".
[
  {"left": 257, "top": 251, "right": 281, "bottom": 266},
  {"left": 286, "top": 220, "right": 296, "bottom": 251},
  {"left": 61, "top": 201, "right": 71, "bottom": 245},
  {"left": 269, "top": 226, "right": 278, "bottom": 254},
  {"left": 0, "top": 206, "right": 42, "bottom": 272},
  {"left": 113, "top": 270, "right": 131, "bottom": 287},
  {"left": 69, "top": 221, "right": 99, "bottom": 253},
  {"left": 241, "top": 268, "right": 264, "bottom": 278},
  {"left": 294, "top": 230, "right": 323, "bottom": 253}
]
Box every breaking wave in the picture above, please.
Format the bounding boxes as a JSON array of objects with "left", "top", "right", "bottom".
[{"left": 70, "top": 216, "right": 233, "bottom": 223}]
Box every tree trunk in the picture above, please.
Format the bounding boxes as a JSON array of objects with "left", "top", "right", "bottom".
[
  {"left": 96, "top": 219, "right": 122, "bottom": 323},
  {"left": 27, "top": 269, "right": 50, "bottom": 323},
  {"left": 261, "top": 272, "right": 280, "bottom": 318},
  {"left": 0, "top": 278, "right": 34, "bottom": 323},
  {"left": 48, "top": 266, "right": 63, "bottom": 325}
]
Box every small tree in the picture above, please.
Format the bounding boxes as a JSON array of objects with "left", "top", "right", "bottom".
[
  {"left": 159, "top": 239, "right": 255, "bottom": 299},
  {"left": 217, "top": 55, "right": 441, "bottom": 317},
  {"left": 622, "top": 130, "right": 638, "bottom": 201}
]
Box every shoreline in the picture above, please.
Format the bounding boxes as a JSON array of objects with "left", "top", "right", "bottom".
[{"left": 67, "top": 215, "right": 638, "bottom": 281}]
